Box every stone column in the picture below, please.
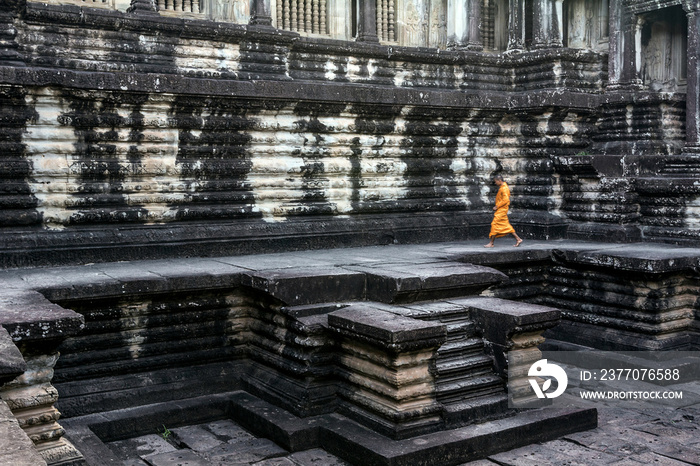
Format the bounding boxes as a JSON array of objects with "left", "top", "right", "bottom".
[
  {"left": 127, "top": 0, "right": 158, "bottom": 14},
  {"left": 447, "top": 0, "right": 468, "bottom": 48},
  {"left": 466, "top": 0, "right": 483, "bottom": 50},
  {"left": 607, "top": 0, "right": 622, "bottom": 85},
  {"left": 549, "top": 0, "right": 563, "bottom": 47},
  {"left": 613, "top": 12, "right": 642, "bottom": 87},
  {"left": 507, "top": 0, "right": 525, "bottom": 51},
  {"left": 684, "top": 6, "right": 700, "bottom": 150},
  {"left": 633, "top": 15, "right": 644, "bottom": 79},
  {"left": 357, "top": 0, "right": 379, "bottom": 42},
  {"left": 532, "top": 0, "right": 548, "bottom": 48},
  {"left": 249, "top": 0, "right": 273, "bottom": 26}
]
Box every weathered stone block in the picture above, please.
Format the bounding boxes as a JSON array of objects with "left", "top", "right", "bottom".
[
  {"left": 242, "top": 268, "right": 367, "bottom": 305},
  {"left": 328, "top": 306, "right": 447, "bottom": 353},
  {"left": 329, "top": 305, "right": 446, "bottom": 438},
  {"left": 453, "top": 296, "right": 560, "bottom": 407},
  {"left": 0, "top": 325, "right": 25, "bottom": 385},
  {"left": 0, "top": 399, "right": 47, "bottom": 466}
]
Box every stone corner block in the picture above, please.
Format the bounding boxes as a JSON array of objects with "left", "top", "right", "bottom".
[
  {"left": 456, "top": 296, "right": 560, "bottom": 346},
  {"left": 0, "top": 325, "right": 26, "bottom": 385},
  {"left": 328, "top": 305, "right": 447, "bottom": 352}
]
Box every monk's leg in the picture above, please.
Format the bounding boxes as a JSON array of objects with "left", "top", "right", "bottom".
[
  {"left": 484, "top": 236, "right": 495, "bottom": 248},
  {"left": 512, "top": 232, "right": 523, "bottom": 247}
]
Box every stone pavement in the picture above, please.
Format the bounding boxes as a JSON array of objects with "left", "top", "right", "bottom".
[{"left": 105, "top": 379, "right": 700, "bottom": 466}]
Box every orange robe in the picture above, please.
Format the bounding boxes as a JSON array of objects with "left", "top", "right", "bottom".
[{"left": 489, "top": 183, "right": 515, "bottom": 238}]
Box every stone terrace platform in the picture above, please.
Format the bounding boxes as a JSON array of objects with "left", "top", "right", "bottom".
[
  {"left": 0, "top": 240, "right": 699, "bottom": 465},
  {"left": 88, "top": 381, "right": 700, "bottom": 466}
]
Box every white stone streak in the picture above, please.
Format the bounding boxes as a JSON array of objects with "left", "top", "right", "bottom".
[
  {"left": 687, "top": 197, "right": 700, "bottom": 229},
  {"left": 366, "top": 59, "right": 377, "bottom": 79},
  {"left": 550, "top": 173, "right": 564, "bottom": 217},
  {"left": 324, "top": 60, "right": 337, "bottom": 80},
  {"left": 174, "top": 39, "right": 241, "bottom": 75},
  {"left": 21, "top": 87, "right": 580, "bottom": 230},
  {"left": 246, "top": 109, "right": 410, "bottom": 221},
  {"left": 393, "top": 67, "right": 409, "bottom": 87},
  {"left": 24, "top": 91, "right": 184, "bottom": 227},
  {"left": 346, "top": 57, "right": 362, "bottom": 82}
]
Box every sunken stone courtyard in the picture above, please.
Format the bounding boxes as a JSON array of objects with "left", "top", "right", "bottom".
[{"left": 0, "top": 0, "right": 700, "bottom": 465}]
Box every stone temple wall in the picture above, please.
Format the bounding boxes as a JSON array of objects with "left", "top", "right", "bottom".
[{"left": 0, "top": 0, "right": 698, "bottom": 267}]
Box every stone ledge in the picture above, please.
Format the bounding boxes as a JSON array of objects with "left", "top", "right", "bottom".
[
  {"left": 241, "top": 268, "right": 366, "bottom": 306},
  {"left": 0, "top": 291, "right": 84, "bottom": 343},
  {"left": 0, "top": 213, "right": 492, "bottom": 269},
  {"left": 551, "top": 246, "right": 700, "bottom": 274},
  {"left": 345, "top": 262, "right": 507, "bottom": 304}
]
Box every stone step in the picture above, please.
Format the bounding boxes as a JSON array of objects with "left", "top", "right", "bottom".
[
  {"left": 441, "top": 394, "right": 511, "bottom": 428},
  {"left": 435, "top": 354, "right": 494, "bottom": 378},
  {"left": 436, "top": 374, "right": 504, "bottom": 403},
  {"left": 436, "top": 337, "right": 484, "bottom": 358},
  {"left": 445, "top": 321, "right": 476, "bottom": 339}
]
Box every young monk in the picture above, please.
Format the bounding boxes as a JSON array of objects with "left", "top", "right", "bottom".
[{"left": 484, "top": 174, "right": 523, "bottom": 248}]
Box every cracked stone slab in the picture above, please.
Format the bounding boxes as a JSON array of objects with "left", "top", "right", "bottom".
[
  {"left": 608, "top": 452, "right": 697, "bottom": 465},
  {"left": 251, "top": 458, "right": 297, "bottom": 466},
  {"left": 173, "top": 421, "right": 256, "bottom": 450},
  {"left": 650, "top": 442, "right": 700, "bottom": 465},
  {"left": 564, "top": 426, "right": 660, "bottom": 456},
  {"left": 0, "top": 400, "right": 47, "bottom": 466},
  {"left": 108, "top": 434, "right": 177, "bottom": 460},
  {"left": 202, "top": 438, "right": 286, "bottom": 464},
  {"left": 457, "top": 460, "right": 500, "bottom": 466},
  {"left": 328, "top": 304, "right": 447, "bottom": 351},
  {"left": 0, "top": 290, "right": 84, "bottom": 342},
  {"left": 488, "top": 439, "right": 624, "bottom": 465},
  {"left": 632, "top": 420, "right": 700, "bottom": 444},
  {"left": 287, "top": 448, "right": 349, "bottom": 465},
  {"left": 172, "top": 425, "right": 226, "bottom": 451},
  {"left": 0, "top": 326, "right": 25, "bottom": 384},
  {"left": 215, "top": 254, "right": 337, "bottom": 271},
  {"left": 122, "top": 459, "right": 150, "bottom": 466},
  {"left": 143, "top": 449, "right": 210, "bottom": 466},
  {"left": 203, "top": 420, "right": 257, "bottom": 445}
]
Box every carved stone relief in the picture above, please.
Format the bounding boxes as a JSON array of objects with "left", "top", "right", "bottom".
[
  {"left": 428, "top": 0, "right": 448, "bottom": 48},
  {"left": 398, "top": 0, "right": 430, "bottom": 46},
  {"left": 640, "top": 7, "right": 688, "bottom": 92},
  {"left": 565, "top": 0, "right": 608, "bottom": 50},
  {"left": 493, "top": 0, "right": 508, "bottom": 50},
  {"left": 203, "top": 0, "right": 249, "bottom": 22}
]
